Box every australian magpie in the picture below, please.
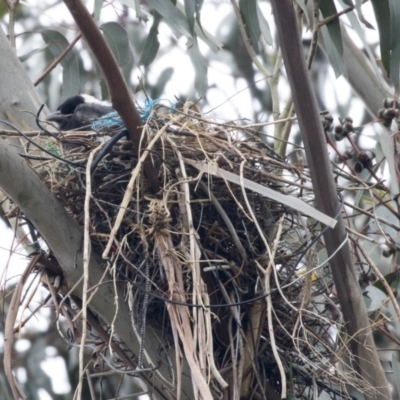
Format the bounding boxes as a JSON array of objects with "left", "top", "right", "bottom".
[
  {"left": 47, "top": 94, "right": 130, "bottom": 173},
  {"left": 47, "top": 94, "right": 114, "bottom": 130}
]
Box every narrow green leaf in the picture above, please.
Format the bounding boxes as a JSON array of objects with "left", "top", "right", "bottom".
[
  {"left": 152, "top": 68, "right": 174, "bottom": 98},
  {"left": 256, "top": 2, "right": 272, "bottom": 46},
  {"left": 318, "top": 0, "right": 343, "bottom": 56},
  {"left": 373, "top": 271, "right": 400, "bottom": 293},
  {"left": 239, "top": 0, "right": 261, "bottom": 49},
  {"left": 138, "top": 13, "right": 161, "bottom": 67},
  {"left": 118, "top": 0, "right": 148, "bottom": 21},
  {"left": 187, "top": 38, "right": 208, "bottom": 96},
  {"left": 363, "top": 285, "right": 387, "bottom": 311},
  {"left": 370, "top": 0, "right": 391, "bottom": 78},
  {"left": 18, "top": 44, "right": 49, "bottom": 63},
  {"left": 117, "top": 0, "right": 136, "bottom": 7},
  {"left": 320, "top": 25, "right": 346, "bottom": 78},
  {"left": 176, "top": 2, "right": 222, "bottom": 52},
  {"left": 184, "top": 0, "right": 205, "bottom": 37},
  {"left": 318, "top": 391, "right": 333, "bottom": 400},
  {"left": 338, "top": 0, "right": 387, "bottom": 88},
  {"left": 146, "top": 0, "right": 192, "bottom": 38},
  {"left": 392, "top": 354, "right": 400, "bottom": 397},
  {"left": 93, "top": 0, "right": 103, "bottom": 21},
  {"left": 100, "top": 22, "right": 133, "bottom": 68},
  {"left": 374, "top": 141, "right": 385, "bottom": 174},
  {"left": 186, "top": 159, "right": 337, "bottom": 227},
  {"left": 41, "top": 30, "right": 80, "bottom": 101},
  {"left": 354, "top": 0, "right": 374, "bottom": 29},
  {"left": 184, "top": 0, "right": 195, "bottom": 34},
  {"left": 377, "top": 124, "right": 400, "bottom": 196},
  {"left": 195, "top": 0, "right": 204, "bottom": 32},
  {"left": 389, "top": 0, "right": 400, "bottom": 90},
  {"left": 341, "top": 0, "right": 354, "bottom": 6}
]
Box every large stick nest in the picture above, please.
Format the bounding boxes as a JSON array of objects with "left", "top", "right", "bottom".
[{"left": 7, "top": 103, "right": 377, "bottom": 399}]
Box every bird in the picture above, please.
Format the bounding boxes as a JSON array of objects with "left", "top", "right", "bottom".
[
  {"left": 46, "top": 94, "right": 115, "bottom": 131},
  {"left": 47, "top": 94, "right": 130, "bottom": 173}
]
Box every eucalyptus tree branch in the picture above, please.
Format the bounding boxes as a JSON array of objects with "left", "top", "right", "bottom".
[{"left": 269, "top": 1, "right": 390, "bottom": 399}]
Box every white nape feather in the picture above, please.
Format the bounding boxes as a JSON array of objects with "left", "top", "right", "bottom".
[{"left": 80, "top": 94, "right": 111, "bottom": 107}]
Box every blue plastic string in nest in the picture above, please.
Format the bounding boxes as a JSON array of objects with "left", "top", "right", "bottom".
[{"left": 91, "top": 98, "right": 174, "bottom": 131}]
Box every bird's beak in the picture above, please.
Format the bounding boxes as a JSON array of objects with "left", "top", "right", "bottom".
[{"left": 46, "top": 111, "right": 71, "bottom": 123}]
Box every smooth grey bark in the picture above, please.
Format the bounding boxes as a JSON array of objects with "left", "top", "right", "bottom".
[
  {"left": 0, "top": 28, "right": 191, "bottom": 400},
  {"left": 270, "top": 1, "right": 390, "bottom": 400}
]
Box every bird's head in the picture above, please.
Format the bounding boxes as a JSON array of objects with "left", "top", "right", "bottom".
[{"left": 47, "top": 94, "right": 114, "bottom": 131}]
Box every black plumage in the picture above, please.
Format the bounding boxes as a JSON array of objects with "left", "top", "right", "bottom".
[
  {"left": 47, "top": 94, "right": 114, "bottom": 130},
  {"left": 47, "top": 94, "right": 129, "bottom": 173}
]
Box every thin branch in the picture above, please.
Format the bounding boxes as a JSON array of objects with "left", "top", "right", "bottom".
[{"left": 34, "top": 33, "right": 82, "bottom": 86}]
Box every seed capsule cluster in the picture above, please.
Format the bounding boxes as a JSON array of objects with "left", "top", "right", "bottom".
[
  {"left": 378, "top": 98, "right": 400, "bottom": 128},
  {"left": 322, "top": 114, "right": 376, "bottom": 174}
]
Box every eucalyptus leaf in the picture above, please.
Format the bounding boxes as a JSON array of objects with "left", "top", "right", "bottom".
[
  {"left": 374, "top": 141, "right": 385, "bottom": 174},
  {"left": 318, "top": 0, "right": 343, "bottom": 56},
  {"left": 18, "top": 44, "right": 49, "bottom": 63},
  {"left": 373, "top": 271, "right": 400, "bottom": 293},
  {"left": 41, "top": 30, "right": 80, "bottom": 102},
  {"left": 146, "top": 0, "right": 192, "bottom": 38},
  {"left": 354, "top": 0, "right": 375, "bottom": 29},
  {"left": 93, "top": 0, "right": 103, "bottom": 21},
  {"left": 194, "top": 0, "right": 204, "bottom": 32},
  {"left": 256, "top": 2, "right": 272, "bottom": 46},
  {"left": 187, "top": 38, "right": 208, "bottom": 96},
  {"left": 363, "top": 284, "right": 387, "bottom": 312},
  {"left": 363, "top": 241, "right": 381, "bottom": 267},
  {"left": 389, "top": 0, "right": 400, "bottom": 90},
  {"left": 369, "top": 204, "right": 398, "bottom": 246},
  {"left": 370, "top": 0, "right": 391, "bottom": 78},
  {"left": 117, "top": 0, "right": 148, "bottom": 21},
  {"left": 320, "top": 24, "right": 346, "bottom": 78},
  {"left": 185, "top": 0, "right": 195, "bottom": 33},
  {"left": 100, "top": 22, "right": 133, "bottom": 68},
  {"left": 319, "top": 391, "right": 332, "bottom": 400},
  {"left": 152, "top": 68, "right": 174, "bottom": 98},
  {"left": 376, "top": 123, "right": 400, "bottom": 196},
  {"left": 138, "top": 13, "right": 161, "bottom": 67},
  {"left": 338, "top": 0, "right": 387, "bottom": 89},
  {"left": 239, "top": 0, "right": 261, "bottom": 49},
  {"left": 175, "top": 2, "right": 222, "bottom": 52},
  {"left": 117, "top": 0, "right": 136, "bottom": 7},
  {"left": 392, "top": 354, "right": 400, "bottom": 397},
  {"left": 185, "top": 159, "right": 337, "bottom": 227}
]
